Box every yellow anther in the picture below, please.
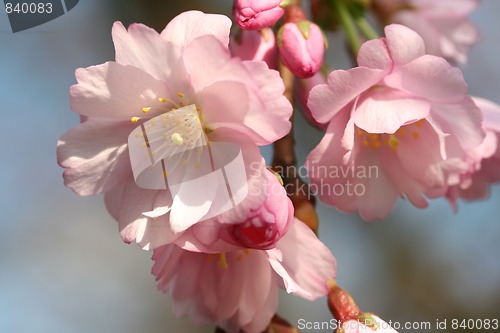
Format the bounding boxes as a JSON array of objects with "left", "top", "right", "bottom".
[
  {"left": 171, "top": 133, "right": 184, "bottom": 145},
  {"left": 388, "top": 135, "right": 399, "bottom": 148},
  {"left": 356, "top": 129, "right": 363, "bottom": 136},
  {"left": 131, "top": 116, "right": 140, "bottom": 123},
  {"left": 194, "top": 162, "right": 201, "bottom": 168},
  {"left": 412, "top": 131, "right": 420, "bottom": 139},
  {"left": 142, "top": 107, "right": 151, "bottom": 113},
  {"left": 370, "top": 141, "right": 381, "bottom": 149},
  {"left": 158, "top": 97, "right": 167, "bottom": 103},
  {"left": 218, "top": 253, "right": 228, "bottom": 269},
  {"left": 244, "top": 249, "right": 251, "bottom": 255},
  {"left": 163, "top": 170, "right": 168, "bottom": 177},
  {"left": 176, "top": 92, "right": 185, "bottom": 98},
  {"left": 327, "top": 279, "right": 336, "bottom": 289},
  {"left": 362, "top": 140, "right": 369, "bottom": 147}
]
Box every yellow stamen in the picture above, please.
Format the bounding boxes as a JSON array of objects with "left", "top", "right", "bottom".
[
  {"left": 370, "top": 140, "right": 381, "bottom": 149},
  {"left": 171, "top": 133, "right": 184, "bottom": 145},
  {"left": 158, "top": 97, "right": 167, "bottom": 103},
  {"left": 412, "top": 131, "right": 420, "bottom": 139},
  {"left": 176, "top": 92, "right": 185, "bottom": 98},
  {"left": 327, "top": 279, "right": 336, "bottom": 289},
  {"left": 218, "top": 253, "right": 228, "bottom": 269},
  {"left": 142, "top": 107, "right": 151, "bottom": 113},
  {"left": 388, "top": 135, "right": 399, "bottom": 148},
  {"left": 131, "top": 116, "right": 140, "bottom": 123}
]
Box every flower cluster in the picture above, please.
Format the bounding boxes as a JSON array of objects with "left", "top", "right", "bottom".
[{"left": 57, "top": 1, "right": 500, "bottom": 332}]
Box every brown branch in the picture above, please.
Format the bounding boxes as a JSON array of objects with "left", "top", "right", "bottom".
[{"left": 272, "top": 62, "right": 319, "bottom": 234}]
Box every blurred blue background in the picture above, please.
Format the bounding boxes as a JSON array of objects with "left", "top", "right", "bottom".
[{"left": 1, "top": 1, "right": 499, "bottom": 332}]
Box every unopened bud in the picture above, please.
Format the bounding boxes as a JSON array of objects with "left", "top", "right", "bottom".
[
  {"left": 277, "top": 20, "right": 326, "bottom": 78},
  {"left": 233, "top": 0, "right": 288, "bottom": 30}
]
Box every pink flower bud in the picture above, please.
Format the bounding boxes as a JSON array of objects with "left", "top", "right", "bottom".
[
  {"left": 296, "top": 70, "right": 328, "bottom": 129},
  {"left": 230, "top": 28, "right": 278, "bottom": 69},
  {"left": 278, "top": 21, "right": 326, "bottom": 78},
  {"left": 233, "top": 0, "right": 287, "bottom": 30},
  {"left": 231, "top": 169, "right": 293, "bottom": 250}
]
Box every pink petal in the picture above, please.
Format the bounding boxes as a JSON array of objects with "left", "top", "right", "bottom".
[
  {"left": 112, "top": 21, "right": 186, "bottom": 86},
  {"left": 200, "top": 80, "right": 288, "bottom": 146},
  {"left": 380, "top": 149, "right": 430, "bottom": 208},
  {"left": 353, "top": 88, "right": 430, "bottom": 133},
  {"left": 107, "top": 179, "right": 177, "bottom": 249},
  {"left": 57, "top": 119, "right": 133, "bottom": 195},
  {"left": 429, "top": 97, "right": 485, "bottom": 149},
  {"left": 308, "top": 67, "right": 385, "bottom": 123},
  {"left": 395, "top": 121, "right": 467, "bottom": 188},
  {"left": 384, "top": 24, "right": 426, "bottom": 67},
  {"left": 161, "top": 11, "right": 231, "bottom": 50},
  {"left": 385, "top": 55, "right": 468, "bottom": 103},
  {"left": 352, "top": 148, "right": 400, "bottom": 220},
  {"left": 242, "top": 61, "right": 292, "bottom": 142},
  {"left": 357, "top": 38, "right": 392, "bottom": 72},
  {"left": 268, "top": 219, "right": 336, "bottom": 300},
  {"left": 473, "top": 97, "right": 500, "bottom": 132},
  {"left": 169, "top": 172, "right": 221, "bottom": 233},
  {"left": 70, "top": 62, "right": 172, "bottom": 120},
  {"left": 182, "top": 35, "right": 248, "bottom": 93}
]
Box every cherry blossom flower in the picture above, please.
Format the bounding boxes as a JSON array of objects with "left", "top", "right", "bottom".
[
  {"left": 152, "top": 218, "right": 337, "bottom": 333},
  {"left": 447, "top": 97, "right": 500, "bottom": 205},
  {"left": 230, "top": 28, "right": 278, "bottom": 69},
  {"left": 374, "top": 0, "right": 480, "bottom": 64},
  {"left": 233, "top": 0, "right": 287, "bottom": 30},
  {"left": 305, "top": 24, "right": 485, "bottom": 220},
  {"left": 57, "top": 11, "right": 293, "bottom": 249}
]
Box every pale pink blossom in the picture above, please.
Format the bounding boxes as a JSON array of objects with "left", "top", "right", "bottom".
[
  {"left": 230, "top": 28, "right": 277, "bottom": 69},
  {"left": 375, "top": 0, "right": 480, "bottom": 64},
  {"left": 57, "top": 11, "right": 292, "bottom": 249},
  {"left": 338, "top": 314, "right": 399, "bottom": 333},
  {"left": 447, "top": 97, "right": 500, "bottom": 205},
  {"left": 296, "top": 70, "right": 328, "bottom": 130},
  {"left": 278, "top": 20, "right": 326, "bottom": 78},
  {"left": 152, "top": 218, "right": 337, "bottom": 333},
  {"left": 233, "top": 0, "right": 286, "bottom": 30},
  {"left": 306, "top": 24, "right": 484, "bottom": 220}
]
